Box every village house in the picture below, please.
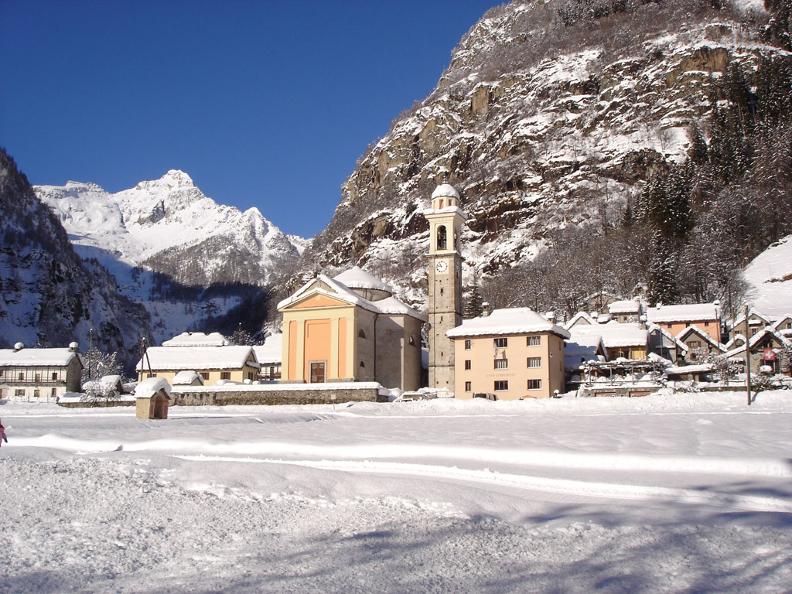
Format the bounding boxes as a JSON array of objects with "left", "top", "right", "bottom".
[
  {"left": 726, "top": 327, "right": 791, "bottom": 376},
  {"left": 136, "top": 345, "right": 259, "bottom": 385},
  {"left": 0, "top": 342, "right": 82, "bottom": 401},
  {"left": 162, "top": 331, "right": 229, "bottom": 347},
  {"left": 447, "top": 307, "right": 569, "bottom": 400},
  {"left": 646, "top": 302, "right": 722, "bottom": 343},
  {"left": 580, "top": 291, "right": 621, "bottom": 314},
  {"left": 567, "top": 322, "right": 648, "bottom": 361},
  {"left": 607, "top": 300, "right": 643, "bottom": 324},
  {"left": 647, "top": 323, "right": 688, "bottom": 363},
  {"left": 675, "top": 325, "right": 726, "bottom": 362},
  {"left": 253, "top": 333, "right": 282, "bottom": 381},
  {"left": 728, "top": 309, "right": 773, "bottom": 340},
  {"left": 277, "top": 267, "right": 424, "bottom": 391}
]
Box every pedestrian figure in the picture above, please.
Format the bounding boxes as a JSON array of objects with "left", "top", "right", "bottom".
[{"left": 0, "top": 418, "right": 7, "bottom": 446}]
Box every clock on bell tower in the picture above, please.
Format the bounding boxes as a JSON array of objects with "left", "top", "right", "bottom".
[{"left": 425, "top": 182, "right": 464, "bottom": 392}]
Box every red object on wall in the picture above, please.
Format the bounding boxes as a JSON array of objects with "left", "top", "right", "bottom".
[{"left": 762, "top": 348, "right": 777, "bottom": 362}]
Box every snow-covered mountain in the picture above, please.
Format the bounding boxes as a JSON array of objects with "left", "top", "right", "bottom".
[
  {"left": 0, "top": 149, "right": 151, "bottom": 362},
  {"left": 36, "top": 170, "right": 305, "bottom": 343}
]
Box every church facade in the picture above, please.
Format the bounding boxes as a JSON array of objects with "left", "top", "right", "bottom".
[{"left": 277, "top": 267, "right": 424, "bottom": 390}]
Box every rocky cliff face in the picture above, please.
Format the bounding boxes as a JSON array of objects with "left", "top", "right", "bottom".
[
  {"left": 0, "top": 149, "right": 151, "bottom": 363},
  {"left": 306, "top": 0, "right": 791, "bottom": 307}
]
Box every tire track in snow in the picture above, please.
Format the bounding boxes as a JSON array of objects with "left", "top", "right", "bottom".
[{"left": 172, "top": 455, "right": 792, "bottom": 514}]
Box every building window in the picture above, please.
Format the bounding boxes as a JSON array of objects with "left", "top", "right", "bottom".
[
  {"left": 200, "top": 372, "right": 209, "bottom": 380},
  {"left": 33, "top": 389, "right": 40, "bottom": 398},
  {"left": 51, "top": 372, "right": 58, "bottom": 380},
  {"left": 751, "top": 328, "right": 758, "bottom": 336},
  {"left": 527, "top": 336, "right": 541, "bottom": 346},
  {"left": 358, "top": 329, "right": 367, "bottom": 339},
  {"left": 494, "top": 359, "right": 508, "bottom": 369},
  {"left": 494, "top": 380, "right": 509, "bottom": 391},
  {"left": 688, "top": 340, "right": 701, "bottom": 349},
  {"left": 51, "top": 388, "right": 57, "bottom": 396},
  {"left": 15, "top": 389, "right": 25, "bottom": 397},
  {"left": 34, "top": 374, "right": 41, "bottom": 382},
  {"left": 527, "top": 379, "right": 542, "bottom": 390},
  {"left": 464, "top": 339, "right": 471, "bottom": 350},
  {"left": 527, "top": 357, "right": 541, "bottom": 368},
  {"left": 147, "top": 373, "right": 157, "bottom": 378},
  {"left": 464, "top": 381, "right": 471, "bottom": 392},
  {"left": 464, "top": 360, "right": 471, "bottom": 370},
  {"left": 18, "top": 372, "right": 24, "bottom": 380},
  {"left": 437, "top": 225, "right": 447, "bottom": 250},
  {"left": 220, "top": 372, "right": 231, "bottom": 380},
  {"left": 494, "top": 338, "right": 508, "bottom": 348}
]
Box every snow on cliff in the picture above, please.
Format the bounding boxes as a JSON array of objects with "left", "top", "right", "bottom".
[{"left": 743, "top": 234, "right": 792, "bottom": 319}]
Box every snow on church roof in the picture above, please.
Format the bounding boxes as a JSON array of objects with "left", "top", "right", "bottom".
[
  {"left": 646, "top": 302, "right": 719, "bottom": 323},
  {"left": 332, "top": 266, "right": 392, "bottom": 293},
  {"left": 447, "top": 308, "right": 570, "bottom": 339},
  {"left": 431, "top": 183, "right": 459, "bottom": 199},
  {"left": 136, "top": 346, "right": 258, "bottom": 371},
  {"left": 162, "top": 332, "right": 229, "bottom": 347}
]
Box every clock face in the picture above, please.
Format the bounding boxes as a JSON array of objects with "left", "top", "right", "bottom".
[{"left": 435, "top": 259, "right": 448, "bottom": 274}]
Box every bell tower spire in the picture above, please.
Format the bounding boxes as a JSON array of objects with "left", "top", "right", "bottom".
[{"left": 425, "top": 181, "right": 464, "bottom": 392}]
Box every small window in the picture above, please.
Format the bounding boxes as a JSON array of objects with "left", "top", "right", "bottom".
[
  {"left": 18, "top": 372, "right": 24, "bottom": 380},
  {"left": 221, "top": 372, "right": 231, "bottom": 380},
  {"left": 440, "top": 288, "right": 444, "bottom": 296},
  {"left": 0, "top": 369, "right": 4, "bottom": 377},
  {"left": 464, "top": 339, "right": 471, "bottom": 350},
  {"left": 147, "top": 373, "right": 156, "bottom": 378},
  {"left": 15, "top": 389, "right": 25, "bottom": 397},
  {"left": 494, "top": 338, "right": 508, "bottom": 348},
  {"left": 527, "top": 379, "right": 542, "bottom": 390},
  {"left": 33, "top": 389, "right": 40, "bottom": 398},
  {"left": 527, "top": 336, "right": 540, "bottom": 346},
  {"left": 527, "top": 357, "right": 541, "bottom": 368},
  {"left": 34, "top": 374, "right": 41, "bottom": 382},
  {"left": 494, "top": 359, "right": 508, "bottom": 369},
  {"left": 464, "top": 381, "right": 472, "bottom": 392},
  {"left": 358, "top": 329, "right": 367, "bottom": 339},
  {"left": 360, "top": 361, "right": 365, "bottom": 368},
  {"left": 494, "top": 380, "right": 509, "bottom": 391},
  {"left": 51, "top": 372, "right": 58, "bottom": 380},
  {"left": 409, "top": 336, "right": 416, "bottom": 345},
  {"left": 437, "top": 225, "right": 447, "bottom": 250},
  {"left": 51, "top": 387, "right": 57, "bottom": 396},
  {"left": 200, "top": 372, "right": 210, "bottom": 380},
  {"left": 464, "top": 360, "right": 471, "bottom": 370}
]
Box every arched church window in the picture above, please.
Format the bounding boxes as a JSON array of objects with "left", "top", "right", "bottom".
[
  {"left": 437, "top": 225, "right": 447, "bottom": 250},
  {"left": 358, "top": 329, "right": 367, "bottom": 339}
]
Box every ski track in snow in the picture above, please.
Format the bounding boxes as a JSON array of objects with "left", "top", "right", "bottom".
[{"left": 172, "top": 455, "right": 792, "bottom": 514}]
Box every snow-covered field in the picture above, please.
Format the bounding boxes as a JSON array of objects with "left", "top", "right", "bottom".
[{"left": 2, "top": 391, "right": 791, "bottom": 593}]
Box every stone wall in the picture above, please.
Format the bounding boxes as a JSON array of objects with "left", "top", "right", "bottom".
[{"left": 171, "top": 386, "right": 383, "bottom": 406}]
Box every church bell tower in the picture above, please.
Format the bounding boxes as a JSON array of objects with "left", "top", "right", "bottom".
[{"left": 425, "top": 182, "right": 464, "bottom": 392}]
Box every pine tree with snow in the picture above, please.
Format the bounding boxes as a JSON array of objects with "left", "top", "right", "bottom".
[
  {"left": 464, "top": 276, "right": 484, "bottom": 319},
  {"left": 231, "top": 323, "right": 255, "bottom": 346}
]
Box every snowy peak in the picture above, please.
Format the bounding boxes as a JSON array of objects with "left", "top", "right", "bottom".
[{"left": 135, "top": 169, "right": 195, "bottom": 191}]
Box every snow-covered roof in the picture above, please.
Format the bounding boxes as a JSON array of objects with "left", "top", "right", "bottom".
[
  {"left": 564, "top": 333, "right": 604, "bottom": 370},
  {"left": 162, "top": 332, "right": 229, "bottom": 347},
  {"left": 647, "top": 302, "right": 719, "bottom": 323},
  {"left": 136, "top": 346, "right": 258, "bottom": 371},
  {"left": 134, "top": 377, "right": 172, "bottom": 399},
  {"left": 742, "top": 234, "right": 792, "bottom": 319},
  {"left": 569, "top": 323, "right": 648, "bottom": 349},
  {"left": 332, "top": 266, "right": 392, "bottom": 294},
  {"left": 771, "top": 314, "right": 792, "bottom": 331},
  {"left": 608, "top": 300, "right": 641, "bottom": 314},
  {"left": 431, "top": 183, "right": 460, "bottom": 199},
  {"left": 666, "top": 363, "right": 714, "bottom": 375},
  {"left": 278, "top": 274, "right": 424, "bottom": 321},
  {"left": 675, "top": 325, "right": 726, "bottom": 351},
  {"left": 447, "top": 308, "right": 570, "bottom": 339},
  {"left": 724, "top": 327, "right": 791, "bottom": 358},
  {"left": 646, "top": 323, "right": 689, "bottom": 353},
  {"left": 0, "top": 347, "right": 79, "bottom": 368},
  {"left": 563, "top": 311, "right": 596, "bottom": 330},
  {"left": 729, "top": 309, "right": 772, "bottom": 329},
  {"left": 171, "top": 370, "right": 202, "bottom": 385},
  {"left": 252, "top": 333, "right": 283, "bottom": 364}
]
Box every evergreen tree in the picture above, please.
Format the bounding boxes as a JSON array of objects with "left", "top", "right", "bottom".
[
  {"left": 464, "top": 276, "right": 484, "bottom": 319},
  {"left": 647, "top": 233, "right": 679, "bottom": 305},
  {"left": 231, "top": 322, "right": 254, "bottom": 346}
]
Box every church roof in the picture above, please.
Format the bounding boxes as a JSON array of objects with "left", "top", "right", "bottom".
[
  {"left": 332, "top": 266, "right": 392, "bottom": 293},
  {"left": 431, "top": 183, "right": 459, "bottom": 199}
]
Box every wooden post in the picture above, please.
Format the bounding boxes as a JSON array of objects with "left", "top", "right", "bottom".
[{"left": 744, "top": 305, "right": 752, "bottom": 406}]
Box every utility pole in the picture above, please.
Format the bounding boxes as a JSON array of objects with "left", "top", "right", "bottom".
[
  {"left": 743, "top": 305, "right": 752, "bottom": 406},
  {"left": 88, "top": 328, "right": 95, "bottom": 381}
]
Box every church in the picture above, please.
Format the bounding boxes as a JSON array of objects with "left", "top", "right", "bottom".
[{"left": 276, "top": 182, "right": 464, "bottom": 393}]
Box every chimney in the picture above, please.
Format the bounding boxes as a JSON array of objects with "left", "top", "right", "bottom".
[
  {"left": 545, "top": 311, "right": 556, "bottom": 322},
  {"left": 481, "top": 302, "right": 491, "bottom": 317},
  {"left": 68, "top": 342, "right": 79, "bottom": 352},
  {"left": 13, "top": 342, "right": 24, "bottom": 352}
]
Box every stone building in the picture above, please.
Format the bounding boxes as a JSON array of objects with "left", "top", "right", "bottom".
[
  {"left": 425, "top": 183, "right": 464, "bottom": 392},
  {"left": 136, "top": 345, "right": 259, "bottom": 385},
  {"left": 646, "top": 302, "right": 722, "bottom": 343},
  {"left": 0, "top": 342, "right": 82, "bottom": 401},
  {"left": 277, "top": 267, "right": 424, "bottom": 390}
]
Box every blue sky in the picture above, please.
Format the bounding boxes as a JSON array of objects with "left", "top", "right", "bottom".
[{"left": 1, "top": 0, "right": 502, "bottom": 237}]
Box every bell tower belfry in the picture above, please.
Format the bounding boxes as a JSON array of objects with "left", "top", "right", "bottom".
[{"left": 425, "top": 182, "right": 464, "bottom": 392}]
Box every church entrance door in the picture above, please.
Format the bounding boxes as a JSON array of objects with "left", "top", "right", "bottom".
[{"left": 310, "top": 361, "right": 326, "bottom": 383}]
